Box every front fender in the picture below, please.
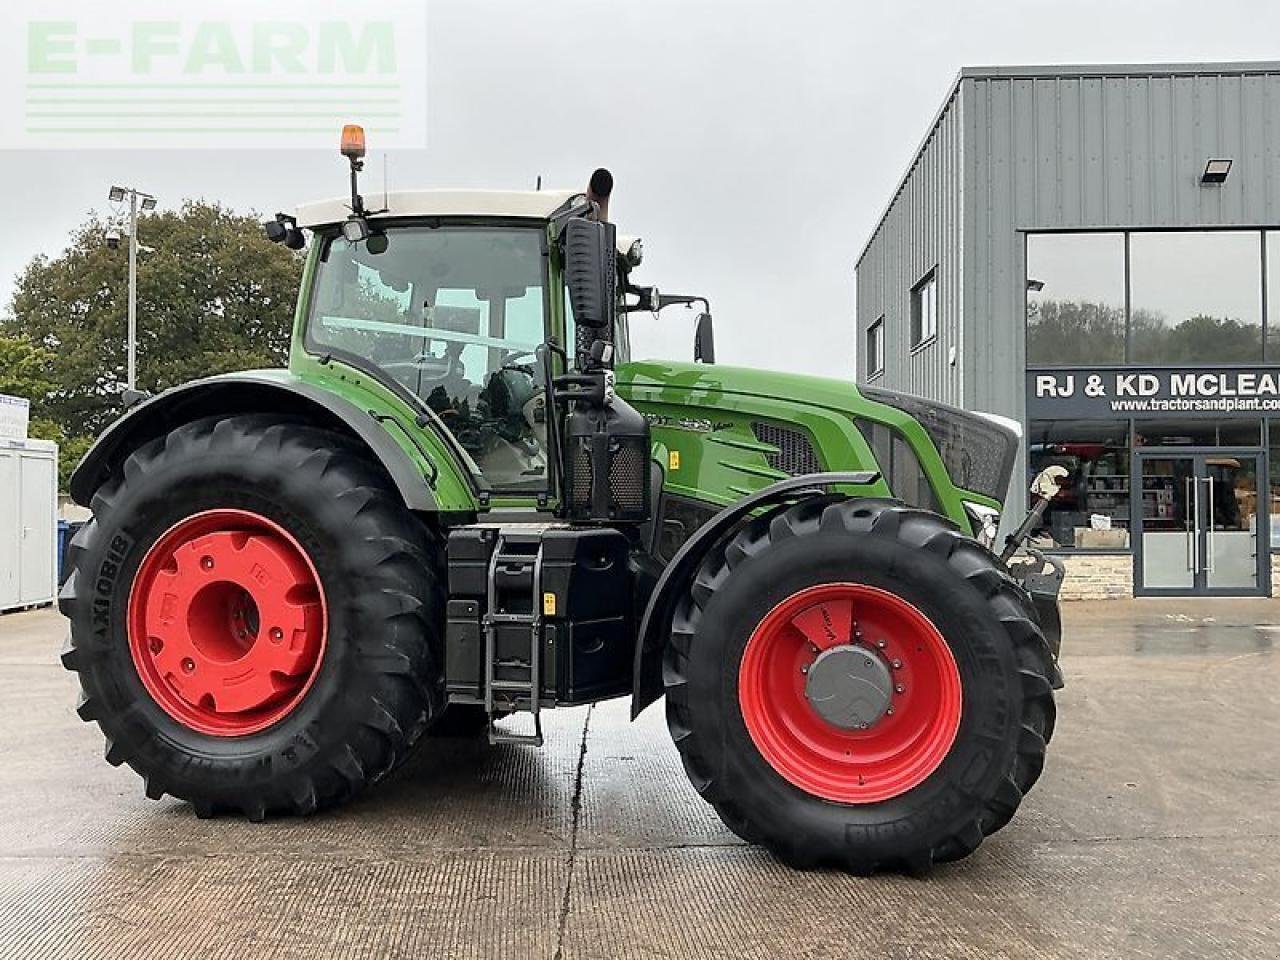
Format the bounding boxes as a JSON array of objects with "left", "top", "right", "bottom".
[
  {"left": 630, "top": 471, "right": 879, "bottom": 719},
  {"left": 69, "top": 372, "right": 439, "bottom": 512}
]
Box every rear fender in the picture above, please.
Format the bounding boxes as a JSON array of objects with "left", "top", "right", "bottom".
[
  {"left": 69, "top": 373, "right": 440, "bottom": 512},
  {"left": 630, "top": 471, "right": 879, "bottom": 718}
]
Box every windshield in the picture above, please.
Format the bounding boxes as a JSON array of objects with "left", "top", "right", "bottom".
[{"left": 307, "top": 226, "right": 550, "bottom": 491}]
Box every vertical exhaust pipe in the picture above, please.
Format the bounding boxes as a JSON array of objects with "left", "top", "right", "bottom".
[{"left": 587, "top": 168, "right": 613, "bottom": 222}]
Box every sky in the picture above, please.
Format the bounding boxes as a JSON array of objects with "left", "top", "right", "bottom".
[{"left": 3, "top": 0, "right": 1280, "bottom": 376}]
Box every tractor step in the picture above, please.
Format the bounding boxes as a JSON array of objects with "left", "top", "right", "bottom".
[{"left": 483, "top": 532, "right": 545, "bottom": 746}]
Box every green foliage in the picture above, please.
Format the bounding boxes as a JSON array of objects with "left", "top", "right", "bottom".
[
  {"left": 1, "top": 201, "right": 303, "bottom": 489},
  {"left": 1029, "top": 299, "right": 1264, "bottom": 365},
  {"left": 0, "top": 335, "right": 56, "bottom": 398},
  {"left": 1026, "top": 299, "right": 1125, "bottom": 364}
]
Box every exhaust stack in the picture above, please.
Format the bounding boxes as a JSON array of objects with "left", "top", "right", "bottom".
[{"left": 587, "top": 168, "right": 613, "bottom": 222}]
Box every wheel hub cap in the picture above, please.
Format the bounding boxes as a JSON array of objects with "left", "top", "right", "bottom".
[
  {"left": 804, "top": 644, "right": 894, "bottom": 730},
  {"left": 127, "top": 509, "right": 327, "bottom": 737}
]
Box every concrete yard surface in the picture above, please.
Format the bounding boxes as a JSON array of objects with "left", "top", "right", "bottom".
[{"left": 0, "top": 600, "right": 1278, "bottom": 959}]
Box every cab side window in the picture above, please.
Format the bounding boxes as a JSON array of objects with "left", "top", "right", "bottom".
[{"left": 308, "top": 227, "right": 550, "bottom": 491}]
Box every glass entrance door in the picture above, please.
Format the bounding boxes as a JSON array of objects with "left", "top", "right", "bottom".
[{"left": 1135, "top": 451, "right": 1267, "bottom": 596}]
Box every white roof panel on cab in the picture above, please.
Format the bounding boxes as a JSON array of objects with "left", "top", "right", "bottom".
[{"left": 295, "top": 189, "right": 579, "bottom": 228}]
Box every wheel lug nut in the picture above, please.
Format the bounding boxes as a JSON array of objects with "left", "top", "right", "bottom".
[
  {"left": 200, "top": 556, "right": 214, "bottom": 571},
  {"left": 181, "top": 658, "right": 195, "bottom": 674},
  {"left": 886, "top": 706, "right": 894, "bottom": 715},
  {"left": 800, "top": 665, "right": 809, "bottom": 674},
  {"left": 891, "top": 659, "right": 902, "bottom": 669},
  {"left": 270, "top": 627, "right": 284, "bottom": 643},
  {"left": 894, "top": 683, "right": 905, "bottom": 694},
  {"left": 148, "top": 638, "right": 162, "bottom": 654},
  {"left": 876, "top": 639, "right": 887, "bottom": 649}
]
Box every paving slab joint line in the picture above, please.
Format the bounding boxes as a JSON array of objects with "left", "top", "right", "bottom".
[{"left": 553, "top": 703, "right": 593, "bottom": 960}]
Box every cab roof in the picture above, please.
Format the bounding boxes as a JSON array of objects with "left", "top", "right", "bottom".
[{"left": 295, "top": 188, "right": 579, "bottom": 228}]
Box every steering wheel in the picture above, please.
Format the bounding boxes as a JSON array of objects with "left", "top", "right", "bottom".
[{"left": 497, "top": 348, "right": 539, "bottom": 374}]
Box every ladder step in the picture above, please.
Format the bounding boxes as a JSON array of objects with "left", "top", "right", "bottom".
[
  {"left": 490, "top": 680, "right": 536, "bottom": 692},
  {"left": 488, "top": 730, "right": 544, "bottom": 747}
]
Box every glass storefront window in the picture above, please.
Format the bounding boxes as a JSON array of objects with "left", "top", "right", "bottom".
[
  {"left": 1026, "top": 233, "right": 1125, "bottom": 365},
  {"left": 1028, "top": 420, "right": 1131, "bottom": 550},
  {"left": 1130, "top": 231, "right": 1263, "bottom": 363},
  {"left": 1134, "top": 419, "right": 1262, "bottom": 448},
  {"left": 1267, "top": 233, "right": 1280, "bottom": 360}
]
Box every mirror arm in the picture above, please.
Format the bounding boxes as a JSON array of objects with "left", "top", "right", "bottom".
[{"left": 655, "top": 293, "right": 709, "bottom": 313}]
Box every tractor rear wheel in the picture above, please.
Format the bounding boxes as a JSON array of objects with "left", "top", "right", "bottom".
[
  {"left": 664, "top": 496, "right": 1056, "bottom": 872},
  {"left": 60, "top": 416, "right": 444, "bottom": 820}
]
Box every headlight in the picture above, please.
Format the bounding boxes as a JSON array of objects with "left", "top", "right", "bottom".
[{"left": 963, "top": 501, "right": 1001, "bottom": 549}]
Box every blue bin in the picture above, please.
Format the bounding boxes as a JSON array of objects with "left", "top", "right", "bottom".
[{"left": 57, "top": 520, "right": 85, "bottom": 587}]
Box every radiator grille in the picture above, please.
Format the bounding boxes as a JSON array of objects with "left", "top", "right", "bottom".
[
  {"left": 751, "top": 422, "right": 822, "bottom": 476},
  {"left": 860, "top": 387, "right": 1017, "bottom": 502}
]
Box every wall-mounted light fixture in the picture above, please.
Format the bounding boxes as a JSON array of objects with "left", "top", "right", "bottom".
[
  {"left": 1201, "top": 158, "right": 1232, "bottom": 185},
  {"left": 1026, "top": 279, "right": 1045, "bottom": 292}
]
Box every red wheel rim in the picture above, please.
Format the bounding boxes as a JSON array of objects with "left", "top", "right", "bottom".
[
  {"left": 738, "top": 583, "right": 962, "bottom": 803},
  {"left": 127, "top": 509, "right": 327, "bottom": 737}
]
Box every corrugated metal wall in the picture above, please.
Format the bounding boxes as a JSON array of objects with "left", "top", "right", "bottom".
[
  {"left": 964, "top": 66, "right": 1280, "bottom": 421},
  {"left": 854, "top": 81, "right": 965, "bottom": 405}
]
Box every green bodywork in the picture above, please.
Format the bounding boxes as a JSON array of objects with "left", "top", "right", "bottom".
[
  {"left": 616, "top": 360, "right": 998, "bottom": 528},
  {"left": 270, "top": 225, "right": 996, "bottom": 533}
]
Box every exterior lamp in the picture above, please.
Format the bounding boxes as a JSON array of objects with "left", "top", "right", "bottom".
[
  {"left": 1026, "top": 279, "right": 1045, "bottom": 292},
  {"left": 104, "top": 184, "right": 157, "bottom": 396},
  {"left": 1201, "top": 158, "right": 1232, "bottom": 184}
]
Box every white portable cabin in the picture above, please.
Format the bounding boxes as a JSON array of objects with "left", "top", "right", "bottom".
[{"left": 0, "top": 438, "right": 58, "bottom": 612}]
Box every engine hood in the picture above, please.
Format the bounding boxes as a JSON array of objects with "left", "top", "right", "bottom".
[
  {"left": 615, "top": 360, "right": 876, "bottom": 417},
  {"left": 617, "top": 359, "right": 1019, "bottom": 507}
]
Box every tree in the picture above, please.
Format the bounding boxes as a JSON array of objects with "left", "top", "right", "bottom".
[
  {"left": 1026, "top": 299, "right": 1125, "bottom": 364},
  {"left": 1130, "top": 309, "right": 1261, "bottom": 363},
  {"left": 1, "top": 201, "right": 303, "bottom": 487},
  {"left": 0, "top": 335, "right": 55, "bottom": 398}
]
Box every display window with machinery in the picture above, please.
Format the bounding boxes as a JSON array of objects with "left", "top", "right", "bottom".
[{"left": 1025, "top": 228, "right": 1280, "bottom": 596}]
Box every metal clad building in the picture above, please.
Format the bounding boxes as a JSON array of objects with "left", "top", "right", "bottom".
[{"left": 857, "top": 62, "right": 1280, "bottom": 599}]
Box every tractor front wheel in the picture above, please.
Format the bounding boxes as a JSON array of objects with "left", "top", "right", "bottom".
[
  {"left": 665, "top": 497, "right": 1056, "bottom": 872},
  {"left": 60, "top": 416, "right": 444, "bottom": 820}
]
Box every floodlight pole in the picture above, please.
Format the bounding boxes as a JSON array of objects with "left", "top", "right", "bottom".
[{"left": 127, "top": 189, "right": 138, "bottom": 393}]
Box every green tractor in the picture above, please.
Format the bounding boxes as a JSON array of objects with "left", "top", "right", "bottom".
[{"left": 61, "top": 127, "right": 1063, "bottom": 872}]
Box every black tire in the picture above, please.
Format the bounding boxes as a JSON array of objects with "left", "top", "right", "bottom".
[
  {"left": 664, "top": 496, "right": 1056, "bottom": 873},
  {"left": 60, "top": 415, "right": 444, "bottom": 820}
]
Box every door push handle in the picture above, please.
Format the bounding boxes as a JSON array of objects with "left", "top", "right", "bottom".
[
  {"left": 1185, "top": 477, "right": 1197, "bottom": 572},
  {"left": 1191, "top": 477, "right": 1201, "bottom": 574},
  {"left": 1204, "top": 476, "right": 1215, "bottom": 574}
]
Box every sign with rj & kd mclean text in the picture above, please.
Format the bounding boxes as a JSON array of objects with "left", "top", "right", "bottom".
[{"left": 1027, "top": 367, "right": 1280, "bottom": 420}]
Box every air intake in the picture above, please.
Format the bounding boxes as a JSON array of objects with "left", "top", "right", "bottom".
[{"left": 751, "top": 422, "right": 822, "bottom": 476}]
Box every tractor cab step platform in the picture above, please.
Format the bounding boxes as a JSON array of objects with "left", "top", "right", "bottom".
[{"left": 443, "top": 523, "right": 639, "bottom": 743}]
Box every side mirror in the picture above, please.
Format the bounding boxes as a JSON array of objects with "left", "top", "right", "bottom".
[
  {"left": 694, "top": 311, "right": 716, "bottom": 364},
  {"left": 562, "top": 218, "right": 616, "bottom": 330}
]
